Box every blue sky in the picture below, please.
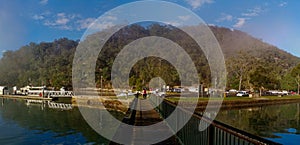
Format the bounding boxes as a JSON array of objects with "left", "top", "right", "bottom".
[{"left": 0, "top": 0, "right": 299, "bottom": 57}]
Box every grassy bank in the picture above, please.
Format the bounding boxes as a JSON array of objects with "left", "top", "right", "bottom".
[
  {"left": 166, "top": 95, "right": 300, "bottom": 102},
  {"left": 165, "top": 95, "right": 300, "bottom": 111}
]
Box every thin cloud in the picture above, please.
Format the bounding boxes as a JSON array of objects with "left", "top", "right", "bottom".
[
  {"left": 32, "top": 14, "right": 44, "bottom": 20},
  {"left": 32, "top": 11, "right": 52, "bottom": 20},
  {"left": 42, "top": 12, "right": 77, "bottom": 30},
  {"left": 88, "top": 15, "right": 118, "bottom": 31},
  {"left": 55, "top": 13, "right": 70, "bottom": 25},
  {"left": 233, "top": 18, "right": 247, "bottom": 28},
  {"left": 242, "top": 6, "right": 263, "bottom": 17},
  {"left": 165, "top": 21, "right": 181, "bottom": 27},
  {"left": 216, "top": 13, "right": 233, "bottom": 22},
  {"left": 233, "top": 6, "right": 265, "bottom": 28},
  {"left": 105, "top": 16, "right": 117, "bottom": 21},
  {"left": 185, "top": 0, "right": 214, "bottom": 9},
  {"left": 32, "top": 11, "right": 117, "bottom": 31},
  {"left": 75, "top": 16, "right": 118, "bottom": 31},
  {"left": 279, "top": 1, "right": 287, "bottom": 7},
  {"left": 92, "top": 21, "right": 116, "bottom": 31},
  {"left": 39, "top": 0, "right": 48, "bottom": 5},
  {"left": 178, "top": 15, "right": 191, "bottom": 21},
  {"left": 76, "top": 18, "right": 96, "bottom": 30}
]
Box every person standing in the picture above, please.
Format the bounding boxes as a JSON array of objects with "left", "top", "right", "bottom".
[{"left": 143, "top": 88, "right": 147, "bottom": 99}]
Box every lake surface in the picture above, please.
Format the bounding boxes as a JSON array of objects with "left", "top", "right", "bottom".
[
  {"left": 1, "top": 97, "right": 300, "bottom": 145},
  {"left": 216, "top": 102, "right": 300, "bottom": 145},
  {"left": 0, "top": 97, "right": 117, "bottom": 145}
]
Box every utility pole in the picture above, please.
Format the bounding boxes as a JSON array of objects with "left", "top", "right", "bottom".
[{"left": 101, "top": 75, "right": 103, "bottom": 97}]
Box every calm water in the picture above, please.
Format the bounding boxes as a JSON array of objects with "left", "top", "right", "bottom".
[
  {"left": 0, "top": 97, "right": 120, "bottom": 145},
  {"left": 216, "top": 102, "right": 300, "bottom": 145},
  {"left": 2, "top": 97, "right": 300, "bottom": 145}
]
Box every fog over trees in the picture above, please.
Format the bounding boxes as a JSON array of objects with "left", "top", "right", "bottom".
[{"left": 0, "top": 23, "right": 299, "bottom": 91}]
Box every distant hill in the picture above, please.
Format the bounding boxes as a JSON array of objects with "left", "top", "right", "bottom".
[
  {"left": 0, "top": 24, "right": 299, "bottom": 90},
  {"left": 209, "top": 26, "right": 300, "bottom": 90},
  {"left": 210, "top": 26, "right": 300, "bottom": 69},
  {"left": 0, "top": 38, "right": 77, "bottom": 89}
]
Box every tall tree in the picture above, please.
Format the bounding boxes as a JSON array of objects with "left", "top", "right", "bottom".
[
  {"left": 291, "top": 64, "right": 300, "bottom": 94},
  {"left": 226, "top": 52, "right": 257, "bottom": 90},
  {"left": 281, "top": 72, "right": 297, "bottom": 91},
  {"left": 250, "top": 65, "right": 279, "bottom": 96}
]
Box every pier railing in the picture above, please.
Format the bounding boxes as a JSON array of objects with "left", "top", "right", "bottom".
[
  {"left": 25, "top": 90, "right": 73, "bottom": 98},
  {"left": 44, "top": 90, "right": 73, "bottom": 98},
  {"left": 47, "top": 102, "right": 72, "bottom": 110},
  {"left": 150, "top": 95, "right": 281, "bottom": 145}
]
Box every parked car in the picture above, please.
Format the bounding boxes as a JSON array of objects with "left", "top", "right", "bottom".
[
  {"left": 266, "top": 90, "right": 279, "bottom": 95},
  {"left": 229, "top": 89, "right": 237, "bottom": 93},
  {"left": 236, "top": 91, "right": 249, "bottom": 97},
  {"left": 172, "top": 88, "right": 182, "bottom": 93},
  {"left": 278, "top": 90, "right": 289, "bottom": 95}
]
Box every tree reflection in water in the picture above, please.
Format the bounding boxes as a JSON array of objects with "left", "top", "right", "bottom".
[
  {"left": 216, "top": 102, "right": 300, "bottom": 144},
  {"left": 0, "top": 98, "right": 123, "bottom": 144}
]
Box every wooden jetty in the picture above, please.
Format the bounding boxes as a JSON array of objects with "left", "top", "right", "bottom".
[
  {"left": 111, "top": 98, "right": 179, "bottom": 145},
  {"left": 0, "top": 95, "right": 53, "bottom": 101}
]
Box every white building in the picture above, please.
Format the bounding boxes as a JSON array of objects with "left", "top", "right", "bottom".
[{"left": 0, "top": 86, "right": 9, "bottom": 95}]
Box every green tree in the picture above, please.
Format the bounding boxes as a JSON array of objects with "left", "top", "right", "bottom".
[
  {"left": 291, "top": 64, "right": 300, "bottom": 94},
  {"left": 250, "top": 65, "right": 279, "bottom": 96},
  {"left": 226, "top": 52, "right": 256, "bottom": 90},
  {"left": 281, "top": 72, "right": 297, "bottom": 91}
]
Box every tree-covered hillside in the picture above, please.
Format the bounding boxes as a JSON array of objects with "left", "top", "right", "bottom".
[
  {"left": 210, "top": 26, "right": 300, "bottom": 91},
  {"left": 0, "top": 24, "right": 299, "bottom": 91},
  {"left": 0, "top": 38, "right": 78, "bottom": 90}
]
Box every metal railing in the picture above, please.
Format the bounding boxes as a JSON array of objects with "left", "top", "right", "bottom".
[
  {"left": 150, "top": 95, "right": 281, "bottom": 145},
  {"left": 24, "top": 90, "right": 73, "bottom": 98},
  {"left": 44, "top": 91, "right": 73, "bottom": 98},
  {"left": 47, "top": 102, "right": 72, "bottom": 110}
]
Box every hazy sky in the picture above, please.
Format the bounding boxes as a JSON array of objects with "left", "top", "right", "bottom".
[{"left": 0, "top": 0, "right": 299, "bottom": 56}]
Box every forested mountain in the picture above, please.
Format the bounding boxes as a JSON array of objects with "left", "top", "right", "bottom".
[
  {"left": 0, "top": 38, "right": 77, "bottom": 90},
  {"left": 210, "top": 26, "right": 300, "bottom": 90},
  {"left": 0, "top": 24, "right": 299, "bottom": 91}
]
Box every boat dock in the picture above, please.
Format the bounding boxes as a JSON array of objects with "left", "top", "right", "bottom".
[
  {"left": 111, "top": 98, "right": 179, "bottom": 145},
  {"left": 111, "top": 95, "right": 281, "bottom": 145},
  {"left": 0, "top": 95, "right": 53, "bottom": 101},
  {"left": 132, "top": 99, "right": 179, "bottom": 144}
]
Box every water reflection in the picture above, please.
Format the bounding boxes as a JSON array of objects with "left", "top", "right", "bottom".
[
  {"left": 216, "top": 103, "right": 300, "bottom": 145},
  {"left": 25, "top": 99, "right": 73, "bottom": 110},
  {"left": 0, "top": 97, "right": 121, "bottom": 144}
]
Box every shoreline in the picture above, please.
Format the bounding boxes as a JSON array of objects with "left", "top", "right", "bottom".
[
  {"left": 165, "top": 95, "right": 300, "bottom": 111},
  {"left": 0, "top": 95, "right": 53, "bottom": 101},
  {"left": 0, "top": 95, "right": 131, "bottom": 113},
  {"left": 3, "top": 94, "right": 300, "bottom": 112},
  {"left": 197, "top": 98, "right": 300, "bottom": 111}
]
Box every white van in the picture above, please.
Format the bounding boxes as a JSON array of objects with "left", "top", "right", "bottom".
[{"left": 236, "top": 91, "right": 249, "bottom": 97}]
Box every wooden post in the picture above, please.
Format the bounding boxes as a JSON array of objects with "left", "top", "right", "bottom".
[{"left": 208, "top": 125, "right": 215, "bottom": 145}]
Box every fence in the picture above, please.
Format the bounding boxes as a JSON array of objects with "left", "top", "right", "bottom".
[{"left": 150, "top": 95, "right": 281, "bottom": 145}]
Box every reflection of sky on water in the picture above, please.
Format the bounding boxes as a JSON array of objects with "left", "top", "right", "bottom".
[
  {"left": 267, "top": 130, "right": 300, "bottom": 145},
  {"left": 0, "top": 114, "right": 88, "bottom": 144},
  {"left": 216, "top": 103, "right": 300, "bottom": 145},
  {"left": 0, "top": 98, "right": 112, "bottom": 144},
  {"left": 286, "top": 128, "right": 297, "bottom": 134}
]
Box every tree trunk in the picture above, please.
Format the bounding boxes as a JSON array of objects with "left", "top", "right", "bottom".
[
  {"left": 259, "top": 87, "right": 262, "bottom": 97},
  {"left": 297, "top": 74, "right": 300, "bottom": 95},
  {"left": 298, "top": 83, "right": 300, "bottom": 95},
  {"left": 238, "top": 75, "right": 242, "bottom": 91}
]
